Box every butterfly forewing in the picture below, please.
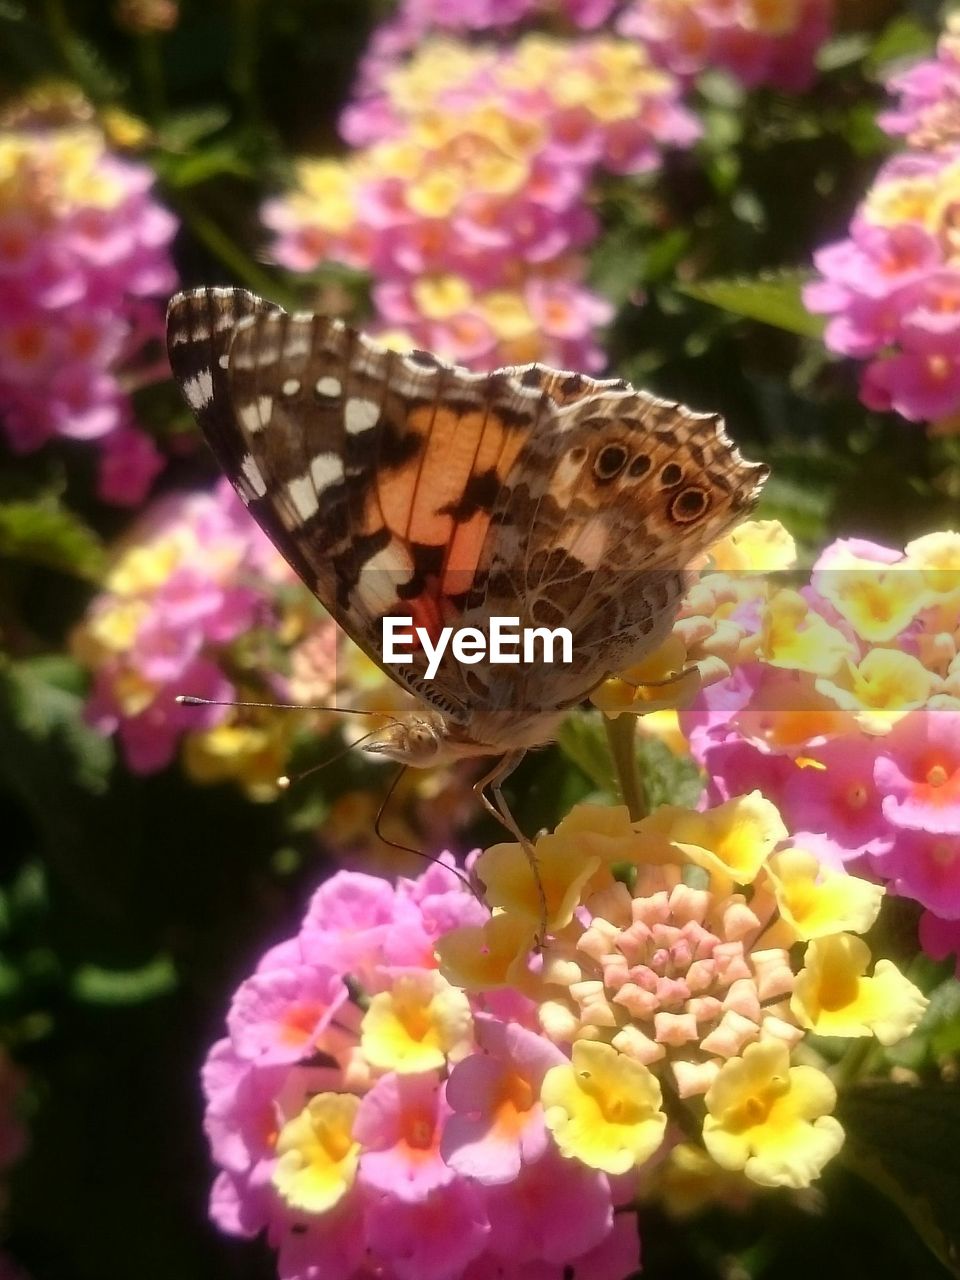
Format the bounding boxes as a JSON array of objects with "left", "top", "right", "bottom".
[{"left": 166, "top": 287, "right": 769, "bottom": 745}]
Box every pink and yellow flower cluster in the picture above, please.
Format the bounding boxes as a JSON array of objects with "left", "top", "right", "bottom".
[
  {"left": 0, "top": 118, "right": 176, "bottom": 502},
  {"left": 618, "top": 0, "right": 831, "bottom": 92},
  {"left": 677, "top": 529, "right": 960, "bottom": 970},
  {"left": 266, "top": 34, "right": 698, "bottom": 371},
  {"left": 806, "top": 14, "right": 960, "bottom": 430},
  {"left": 353, "top": 0, "right": 831, "bottom": 102},
  {"left": 202, "top": 795, "right": 925, "bottom": 1279},
  {"left": 73, "top": 479, "right": 296, "bottom": 783},
  {"left": 203, "top": 857, "right": 640, "bottom": 1280}
]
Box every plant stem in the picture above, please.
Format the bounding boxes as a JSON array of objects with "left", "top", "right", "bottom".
[
  {"left": 137, "top": 33, "right": 166, "bottom": 122},
  {"left": 230, "top": 0, "right": 262, "bottom": 125},
  {"left": 42, "top": 0, "right": 104, "bottom": 102},
  {"left": 166, "top": 192, "right": 297, "bottom": 307},
  {"left": 835, "top": 1036, "right": 875, "bottom": 1088},
  {"left": 604, "top": 715, "right": 648, "bottom": 821}
]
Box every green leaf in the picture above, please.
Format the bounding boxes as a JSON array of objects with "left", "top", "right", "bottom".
[
  {"left": 676, "top": 271, "right": 825, "bottom": 339},
  {"left": 866, "top": 15, "right": 936, "bottom": 78},
  {"left": 72, "top": 955, "right": 177, "bottom": 1005},
  {"left": 157, "top": 142, "right": 254, "bottom": 188},
  {"left": 0, "top": 499, "right": 105, "bottom": 581},
  {"left": 636, "top": 736, "right": 703, "bottom": 810},
  {"left": 838, "top": 1083, "right": 960, "bottom": 1276},
  {"left": 155, "top": 105, "right": 231, "bottom": 152},
  {"left": 0, "top": 656, "right": 113, "bottom": 795},
  {"left": 816, "top": 32, "right": 872, "bottom": 72},
  {"left": 556, "top": 714, "right": 618, "bottom": 796},
  {"left": 886, "top": 977, "right": 960, "bottom": 1068}
]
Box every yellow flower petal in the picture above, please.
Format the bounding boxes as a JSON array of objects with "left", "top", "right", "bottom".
[
  {"left": 272, "top": 1093, "right": 360, "bottom": 1214},
  {"left": 761, "top": 589, "right": 857, "bottom": 676},
  {"left": 639, "top": 792, "right": 788, "bottom": 887},
  {"left": 435, "top": 912, "right": 537, "bottom": 992},
  {"left": 542, "top": 1041, "right": 666, "bottom": 1174},
  {"left": 703, "top": 1041, "right": 843, "bottom": 1188},
  {"left": 765, "top": 849, "right": 884, "bottom": 941},
  {"left": 361, "top": 971, "right": 473, "bottom": 1072},
  {"left": 790, "top": 934, "right": 928, "bottom": 1045},
  {"left": 709, "top": 520, "right": 797, "bottom": 573}
]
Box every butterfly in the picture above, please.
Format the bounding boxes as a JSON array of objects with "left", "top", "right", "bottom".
[{"left": 166, "top": 286, "right": 767, "bottom": 832}]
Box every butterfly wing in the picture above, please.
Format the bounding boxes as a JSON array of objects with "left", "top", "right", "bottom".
[
  {"left": 166, "top": 290, "right": 564, "bottom": 721},
  {"left": 166, "top": 288, "right": 767, "bottom": 738},
  {"left": 453, "top": 385, "right": 768, "bottom": 722}
]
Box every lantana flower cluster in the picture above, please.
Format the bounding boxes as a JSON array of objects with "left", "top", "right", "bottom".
[
  {"left": 617, "top": 0, "right": 831, "bottom": 92},
  {"left": 351, "top": 0, "right": 831, "bottom": 106},
  {"left": 72, "top": 479, "right": 296, "bottom": 784},
  {"left": 203, "top": 795, "right": 926, "bottom": 1280},
  {"left": 266, "top": 34, "right": 698, "bottom": 371},
  {"left": 72, "top": 480, "right": 478, "bottom": 833},
  {"left": 676, "top": 529, "right": 960, "bottom": 972},
  {"left": 805, "top": 14, "right": 960, "bottom": 430},
  {"left": 0, "top": 118, "right": 177, "bottom": 503}
]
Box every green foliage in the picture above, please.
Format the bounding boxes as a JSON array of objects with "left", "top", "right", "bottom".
[
  {"left": 676, "top": 271, "right": 825, "bottom": 339},
  {"left": 0, "top": 500, "right": 105, "bottom": 582},
  {"left": 838, "top": 1084, "right": 960, "bottom": 1277},
  {"left": 0, "top": 656, "right": 113, "bottom": 796}
]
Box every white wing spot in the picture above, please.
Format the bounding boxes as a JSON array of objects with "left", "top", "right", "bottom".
[
  {"left": 345, "top": 397, "right": 380, "bottom": 434},
  {"left": 282, "top": 378, "right": 301, "bottom": 397},
  {"left": 182, "top": 369, "right": 213, "bottom": 410},
  {"left": 310, "top": 451, "right": 345, "bottom": 493},
  {"left": 238, "top": 455, "right": 267, "bottom": 502},
  {"left": 218, "top": 353, "right": 230, "bottom": 370},
  {"left": 286, "top": 474, "right": 319, "bottom": 522},
  {"left": 238, "top": 401, "right": 265, "bottom": 433},
  {"left": 315, "top": 376, "right": 342, "bottom": 398}
]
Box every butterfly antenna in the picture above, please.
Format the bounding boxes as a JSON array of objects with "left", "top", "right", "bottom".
[
  {"left": 276, "top": 727, "right": 386, "bottom": 790},
  {"left": 374, "top": 765, "right": 478, "bottom": 900},
  {"left": 175, "top": 694, "right": 399, "bottom": 721}
]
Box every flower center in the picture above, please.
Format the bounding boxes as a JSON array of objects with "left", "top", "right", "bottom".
[
  {"left": 927, "top": 763, "right": 949, "bottom": 788},
  {"left": 845, "top": 782, "right": 868, "bottom": 810}
]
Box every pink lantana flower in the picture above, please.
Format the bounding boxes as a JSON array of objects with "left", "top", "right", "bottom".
[
  {"left": 363, "top": 1179, "right": 490, "bottom": 1280},
  {"left": 875, "top": 711, "right": 960, "bottom": 835},
  {"left": 228, "top": 966, "right": 350, "bottom": 1066},
  {"left": 442, "top": 1017, "right": 565, "bottom": 1183},
  {"left": 781, "top": 738, "right": 893, "bottom": 867},
  {"left": 356, "top": 1071, "right": 454, "bottom": 1201}
]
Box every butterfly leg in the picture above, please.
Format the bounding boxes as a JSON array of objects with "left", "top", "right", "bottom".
[
  {"left": 473, "top": 750, "right": 549, "bottom": 944},
  {"left": 615, "top": 665, "right": 701, "bottom": 694}
]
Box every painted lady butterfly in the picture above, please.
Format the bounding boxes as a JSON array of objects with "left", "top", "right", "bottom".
[{"left": 166, "top": 287, "right": 767, "bottom": 817}]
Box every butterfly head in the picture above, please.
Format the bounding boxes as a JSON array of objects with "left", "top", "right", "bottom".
[{"left": 363, "top": 711, "right": 450, "bottom": 767}]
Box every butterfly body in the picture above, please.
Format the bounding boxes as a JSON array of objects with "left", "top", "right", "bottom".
[{"left": 166, "top": 287, "right": 767, "bottom": 774}]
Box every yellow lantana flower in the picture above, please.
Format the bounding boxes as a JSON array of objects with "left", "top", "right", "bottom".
[
  {"left": 703, "top": 1041, "right": 844, "bottom": 1188},
  {"left": 476, "top": 804, "right": 640, "bottom": 929},
  {"left": 816, "top": 568, "right": 929, "bottom": 644},
  {"left": 591, "top": 634, "right": 702, "bottom": 718},
  {"left": 361, "top": 971, "right": 472, "bottom": 1072},
  {"left": 791, "top": 934, "right": 928, "bottom": 1045},
  {"left": 542, "top": 1041, "right": 666, "bottom": 1174},
  {"left": 273, "top": 1093, "right": 360, "bottom": 1213},
  {"left": 436, "top": 912, "right": 537, "bottom": 993},
  {"left": 638, "top": 792, "right": 788, "bottom": 888},
  {"left": 815, "top": 649, "right": 938, "bottom": 734},
  {"left": 761, "top": 588, "right": 857, "bottom": 676},
  {"left": 764, "top": 849, "right": 884, "bottom": 942},
  {"left": 709, "top": 519, "right": 797, "bottom": 573}
]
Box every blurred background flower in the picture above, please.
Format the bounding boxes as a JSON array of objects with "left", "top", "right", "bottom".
[{"left": 0, "top": 97, "right": 176, "bottom": 504}]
